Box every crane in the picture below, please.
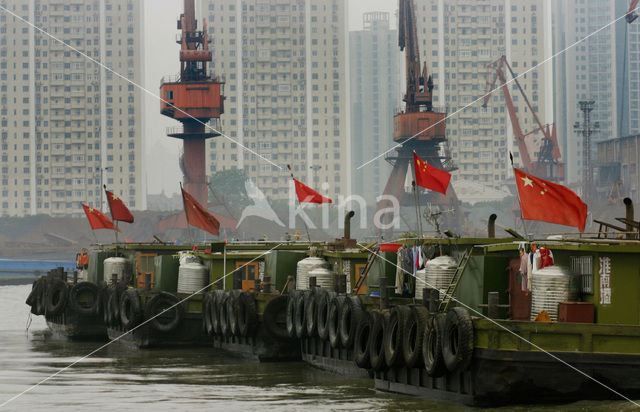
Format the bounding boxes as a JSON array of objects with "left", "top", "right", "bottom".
[
  {"left": 627, "top": 0, "right": 639, "bottom": 24},
  {"left": 482, "top": 55, "right": 564, "bottom": 181},
  {"left": 375, "top": 0, "right": 461, "bottom": 232}
]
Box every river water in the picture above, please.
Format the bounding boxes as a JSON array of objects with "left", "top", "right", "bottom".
[{"left": 0, "top": 284, "right": 634, "bottom": 411}]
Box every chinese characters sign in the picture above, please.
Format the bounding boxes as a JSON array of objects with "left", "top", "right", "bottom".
[{"left": 599, "top": 256, "right": 611, "bottom": 305}]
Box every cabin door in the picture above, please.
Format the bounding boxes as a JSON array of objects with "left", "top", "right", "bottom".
[
  {"left": 137, "top": 253, "right": 157, "bottom": 289},
  {"left": 235, "top": 261, "right": 260, "bottom": 291}
]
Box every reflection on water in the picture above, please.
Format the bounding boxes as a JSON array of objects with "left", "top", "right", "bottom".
[{"left": 0, "top": 285, "right": 634, "bottom": 411}]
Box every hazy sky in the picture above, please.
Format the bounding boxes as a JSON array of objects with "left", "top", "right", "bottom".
[{"left": 143, "top": 0, "right": 398, "bottom": 196}]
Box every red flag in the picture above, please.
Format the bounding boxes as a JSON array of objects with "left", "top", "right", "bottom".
[
  {"left": 105, "top": 188, "right": 134, "bottom": 223},
  {"left": 514, "top": 168, "right": 588, "bottom": 232},
  {"left": 413, "top": 152, "right": 451, "bottom": 194},
  {"left": 181, "top": 187, "right": 220, "bottom": 236},
  {"left": 293, "top": 179, "right": 332, "bottom": 204},
  {"left": 82, "top": 204, "right": 120, "bottom": 231}
]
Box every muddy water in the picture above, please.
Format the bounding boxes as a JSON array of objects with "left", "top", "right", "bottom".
[{"left": 0, "top": 285, "right": 633, "bottom": 411}]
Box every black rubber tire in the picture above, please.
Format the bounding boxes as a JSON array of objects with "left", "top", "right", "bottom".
[
  {"left": 97, "top": 283, "right": 110, "bottom": 318},
  {"left": 369, "top": 310, "right": 389, "bottom": 372},
  {"left": 237, "top": 291, "right": 258, "bottom": 337},
  {"left": 423, "top": 313, "right": 447, "bottom": 377},
  {"left": 294, "top": 291, "right": 308, "bottom": 338},
  {"left": 46, "top": 279, "right": 69, "bottom": 316},
  {"left": 107, "top": 291, "right": 118, "bottom": 327},
  {"left": 109, "top": 282, "right": 127, "bottom": 327},
  {"left": 69, "top": 282, "right": 100, "bottom": 316},
  {"left": 354, "top": 310, "right": 373, "bottom": 369},
  {"left": 384, "top": 305, "right": 410, "bottom": 368},
  {"left": 219, "top": 292, "right": 230, "bottom": 336},
  {"left": 211, "top": 290, "right": 225, "bottom": 335},
  {"left": 35, "top": 278, "right": 47, "bottom": 315},
  {"left": 305, "top": 290, "right": 318, "bottom": 337},
  {"left": 263, "top": 295, "right": 290, "bottom": 339},
  {"left": 339, "top": 296, "right": 364, "bottom": 348},
  {"left": 316, "top": 291, "right": 335, "bottom": 341},
  {"left": 120, "top": 289, "right": 143, "bottom": 330},
  {"left": 27, "top": 278, "right": 45, "bottom": 315},
  {"left": 25, "top": 279, "right": 39, "bottom": 307},
  {"left": 227, "top": 290, "right": 242, "bottom": 336},
  {"left": 202, "top": 292, "right": 213, "bottom": 335},
  {"left": 442, "top": 307, "right": 474, "bottom": 374},
  {"left": 403, "top": 305, "right": 428, "bottom": 368},
  {"left": 286, "top": 291, "right": 298, "bottom": 338},
  {"left": 328, "top": 295, "right": 346, "bottom": 348},
  {"left": 145, "top": 291, "right": 183, "bottom": 333}
]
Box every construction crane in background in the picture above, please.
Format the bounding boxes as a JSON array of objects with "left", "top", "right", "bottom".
[
  {"left": 483, "top": 55, "right": 564, "bottom": 181},
  {"left": 376, "top": 0, "right": 461, "bottom": 232},
  {"left": 627, "top": 0, "right": 639, "bottom": 23}
]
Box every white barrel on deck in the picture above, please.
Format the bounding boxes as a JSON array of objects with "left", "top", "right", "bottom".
[
  {"left": 415, "top": 255, "right": 458, "bottom": 300},
  {"left": 103, "top": 257, "right": 129, "bottom": 282},
  {"left": 177, "top": 262, "right": 209, "bottom": 294},
  {"left": 530, "top": 265, "right": 577, "bottom": 321},
  {"left": 296, "top": 257, "right": 330, "bottom": 290},
  {"left": 308, "top": 267, "right": 335, "bottom": 290}
]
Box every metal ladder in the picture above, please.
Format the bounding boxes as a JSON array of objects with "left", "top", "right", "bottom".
[
  {"left": 437, "top": 248, "right": 472, "bottom": 313},
  {"left": 352, "top": 245, "right": 380, "bottom": 294}
]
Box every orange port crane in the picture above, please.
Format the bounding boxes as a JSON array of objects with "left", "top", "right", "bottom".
[
  {"left": 483, "top": 55, "right": 564, "bottom": 181},
  {"left": 376, "top": 0, "right": 460, "bottom": 231},
  {"left": 160, "top": 0, "right": 224, "bottom": 206}
]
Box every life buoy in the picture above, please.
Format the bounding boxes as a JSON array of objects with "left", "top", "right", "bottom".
[
  {"left": 120, "top": 289, "right": 143, "bottom": 330},
  {"left": 263, "top": 295, "right": 289, "bottom": 339},
  {"left": 315, "top": 291, "right": 335, "bottom": 340},
  {"left": 294, "top": 291, "right": 308, "bottom": 338},
  {"left": 441, "top": 307, "right": 474, "bottom": 373},
  {"left": 69, "top": 282, "right": 99, "bottom": 316},
  {"left": 46, "top": 279, "right": 69, "bottom": 316},
  {"left": 384, "top": 305, "right": 409, "bottom": 368},
  {"left": 353, "top": 310, "right": 373, "bottom": 369},
  {"left": 328, "top": 295, "right": 346, "bottom": 348},
  {"left": 403, "top": 305, "right": 428, "bottom": 368},
  {"left": 145, "top": 291, "right": 183, "bottom": 333},
  {"left": 339, "top": 296, "right": 363, "bottom": 348},
  {"left": 368, "top": 310, "right": 388, "bottom": 372},
  {"left": 286, "top": 291, "right": 298, "bottom": 338},
  {"left": 423, "top": 313, "right": 447, "bottom": 377},
  {"left": 237, "top": 291, "right": 258, "bottom": 337}
]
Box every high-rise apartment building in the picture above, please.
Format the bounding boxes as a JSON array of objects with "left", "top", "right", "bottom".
[
  {"left": 414, "top": 0, "right": 553, "bottom": 191},
  {"left": 198, "top": 0, "right": 348, "bottom": 200},
  {"left": 350, "top": 12, "right": 400, "bottom": 205},
  {"left": 0, "top": 0, "right": 144, "bottom": 217},
  {"left": 554, "top": 0, "right": 634, "bottom": 185}
]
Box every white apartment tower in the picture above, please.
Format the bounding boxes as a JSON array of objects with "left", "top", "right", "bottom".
[
  {"left": 0, "top": 0, "right": 144, "bottom": 217},
  {"left": 415, "top": 0, "right": 553, "bottom": 190},
  {"left": 198, "top": 0, "right": 348, "bottom": 200},
  {"left": 350, "top": 12, "right": 401, "bottom": 206}
]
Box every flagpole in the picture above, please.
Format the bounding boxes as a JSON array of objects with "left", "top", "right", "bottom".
[
  {"left": 411, "top": 152, "right": 424, "bottom": 240},
  {"left": 104, "top": 185, "right": 119, "bottom": 243},
  {"left": 510, "top": 152, "right": 530, "bottom": 239},
  {"left": 287, "top": 165, "right": 312, "bottom": 245}
]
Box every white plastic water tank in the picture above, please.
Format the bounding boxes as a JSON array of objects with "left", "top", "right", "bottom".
[
  {"left": 308, "top": 267, "right": 335, "bottom": 290},
  {"left": 415, "top": 255, "right": 458, "bottom": 300},
  {"left": 103, "top": 257, "right": 129, "bottom": 283},
  {"left": 177, "top": 262, "right": 209, "bottom": 294},
  {"left": 530, "top": 265, "right": 577, "bottom": 321},
  {"left": 296, "top": 257, "right": 330, "bottom": 290}
]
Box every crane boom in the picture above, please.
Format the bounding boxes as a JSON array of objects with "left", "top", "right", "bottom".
[{"left": 483, "top": 55, "right": 563, "bottom": 180}]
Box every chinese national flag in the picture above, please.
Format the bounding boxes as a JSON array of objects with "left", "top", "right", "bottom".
[
  {"left": 294, "top": 179, "right": 332, "bottom": 204},
  {"left": 82, "top": 204, "right": 120, "bottom": 231},
  {"left": 105, "top": 188, "right": 134, "bottom": 223},
  {"left": 181, "top": 187, "right": 220, "bottom": 236},
  {"left": 413, "top": 152, "right": 451, "bottom": 195},
  {"left": 514, "top": 168, "right": 588, "bottom": 232}
]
